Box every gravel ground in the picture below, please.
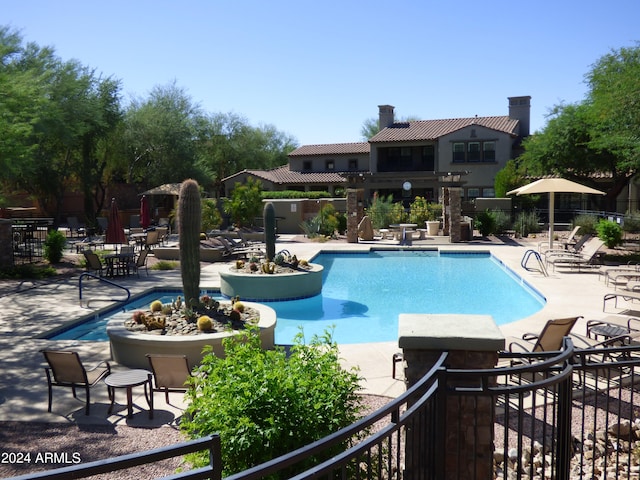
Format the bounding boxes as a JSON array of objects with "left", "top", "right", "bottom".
[{"left": 0, "top": 395, "right": 392, "bottom": 479}]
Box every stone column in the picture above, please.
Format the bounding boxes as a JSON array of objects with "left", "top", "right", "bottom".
[
  {"left": 0, "top": 219, "right": 13, "bottom": 268},
  {"left": 398, "top": 314, "right": 505, "bottom": 480},
  {"left": 447, "top": 187, "right": 462, "bottom": 243},
  {"left": 345, "top": 188, "right": 363, "bottom": 243}
]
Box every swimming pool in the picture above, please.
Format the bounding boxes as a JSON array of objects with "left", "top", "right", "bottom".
[{"left": 49, "top": 250, "right": 545, "bottom": 344}]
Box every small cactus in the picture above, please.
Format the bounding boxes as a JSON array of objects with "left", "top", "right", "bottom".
[
  {"left": 229, "top": 309, "right": 241, "bottom": 322},
  {"left": 233, "top": 301, "right": 245, "bottom": 313},
  {"left": 197, "top": 315, "right": 213, "bottom": 331},
  {"left": 132, "top": 311, "right": 146, "bottom": 324},
  {"left": 150, "top": 300, "right": 163, "bottom": 312}
]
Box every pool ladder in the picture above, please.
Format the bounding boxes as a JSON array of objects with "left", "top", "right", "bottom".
[
  {"left": 521, "top": 249, "right": 548, "bottom": 277},
  {"left": 79, "top": 272, "right": 131, "bottom": 307}
]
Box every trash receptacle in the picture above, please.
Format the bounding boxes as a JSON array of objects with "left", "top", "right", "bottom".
[{"left": 460, "top": 222, "right": 471, "bottom": 241}]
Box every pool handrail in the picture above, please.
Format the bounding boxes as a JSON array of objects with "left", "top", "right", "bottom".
[{"left": 79, "top": 272, "right": 131, "bottom": 307}]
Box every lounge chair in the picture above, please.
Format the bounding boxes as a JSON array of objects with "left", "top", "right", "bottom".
[
  {"left": 599, "top": 262, "right": 640, "bottom": 288},
  {"left": 82, "top": 250, "right": 106, "bottom": 276},
  {"left": 603, "top": 289, "right": 640, "bottom": 311},
  {"left": 585, "top": 315, "right": 640, "bottom": 341},
  {"left": 542, "top": 233, "right": 592, "bottom": 260},
  {"left": 538, "top": 226, "right": 580, "bottom": 252},
  {"left": 508, "top": 316, "right": 581, "bottom": 353},
  {"left": 544, "top": 237, "right": 605, "bottom": 272},
  {"left": 146, "top": 354, "right": 192, "bottom": 404},
  {"left": 43, "top": 350, "right": 111, "bottom": 415}
]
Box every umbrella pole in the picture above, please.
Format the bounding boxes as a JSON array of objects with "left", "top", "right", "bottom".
[{"left": 548, "top": 193, "right": 555, "bottom": 251}]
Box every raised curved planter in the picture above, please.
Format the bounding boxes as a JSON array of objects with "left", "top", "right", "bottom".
[
  {"left": 107, "top": 302, "right": 276, "bottom": 369},
  {"left": 219, "top": 263, "right": 323, "bottom": 301}
]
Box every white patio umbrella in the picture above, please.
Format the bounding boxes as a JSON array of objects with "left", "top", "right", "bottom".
[{"left": 507, "top": 178, "right": 606, "bottom": 250}]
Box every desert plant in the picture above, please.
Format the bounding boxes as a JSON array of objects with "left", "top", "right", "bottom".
[
  {"left": 43, "top": 230, "right": 66, "bottom": 263},
  {"left": 622, "top": 213, "right": 640, "bottom": 233},
  {"left": 150, "top": 300, "right": 163, "bottom": 312},
  {"left": 201, "top": 198, "right": 222, "bottom": 232},
  {"left": 151, "top": 260, "right": 178, "bottom": 270},
  {"left": 514, "top": 210, "right": 541, "bottom": 237},
  {"left": 571, "top": 214, "right": 599, "bottom": 235},
  {"left": 491, "top": 209, "right": 512, "bottom": 234},
  {"left": 181, "top": 327, "right": 362, "bottom": 477},
  {"left": 197, "top": 315, "right": 213, "bottom": 331},
  {"left": 366, "top": 193, "right": 395, "bottom": 229},
  {"left": 475, "top": 210, "right": 497, "bottom": 237},
  {"left": 263, "top": 201, "right": 276, "bottom": 259},
  {"left": 223, "top": 177, "right": 263, "bottom": 227},
  {"left": 597, "top": 219, "right": 623, "bottom": 248},
  {"left": 179, "top": 179, "right": 202, "bottom": 308},
  {"left": 409, "top": 196, "right": 431, "bottom": 224}
]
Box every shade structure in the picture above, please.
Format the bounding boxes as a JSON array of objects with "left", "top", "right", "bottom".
[
  {"left": 140, "top": 195, "right": 151, "bottom": 229},
  {"left": 507, "top": 178, "right": 605, "bottom": 250},
  {"left": 105, "top": 198, "right": 127, "bottom": 246},
  {"left": 140, "top": 183, "right": 182, "bottom": 196}
]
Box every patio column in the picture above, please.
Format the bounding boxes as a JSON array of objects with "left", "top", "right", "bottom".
[
  {"left": 346, "top": 188, "right": 364, "bottom": 243},
  {"left": 399, "top": 314, "right": 505, "bottom": 480}
]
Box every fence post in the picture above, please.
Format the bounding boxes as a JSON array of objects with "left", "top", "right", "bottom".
[{"left": 399, "top": 314, "right": 505, "bottom": 480}]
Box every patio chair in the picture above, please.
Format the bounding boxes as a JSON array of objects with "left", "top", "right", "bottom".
[
  {"left": 82, "top": 250, "right": 106, "bottom": 276},
  {"left": 130, "top": 249, "right": 150, "bottom": 277},
  {"left": 143, "top": 229, "right": 159, "bottom": 250},
  {"left": 146, "top": 354, "right": 192, "bottom": 404},
  {"left": 508, "top": 316, "right": 581, "bottom": 353},
  {"left": 42, "top": 350, "right": 111, "bottom": 415},
  {"left": 542, "top": 233, "right": 592, "bottom": 260},
  {"left": 544, "top": 237, "right": 605, "bottom": 272}
]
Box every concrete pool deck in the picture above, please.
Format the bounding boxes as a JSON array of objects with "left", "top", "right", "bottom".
[{"left": 0, "top": 233, "right": 632, "bottom": 427}]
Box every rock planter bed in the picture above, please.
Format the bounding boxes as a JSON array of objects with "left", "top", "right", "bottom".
[
  {"left": 107, "top": 300, "right": 276, "bottom": 369},
  {"left": 219, "top": 262, "right": 323, "bottom": 301}
]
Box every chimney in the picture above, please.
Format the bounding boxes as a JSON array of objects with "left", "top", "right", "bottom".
[
  {"left": 508, "top": 96, "right": 531, "bottom": 137},
  {"left": 378, "top": 105, "right": 395, "bottom": 130}
]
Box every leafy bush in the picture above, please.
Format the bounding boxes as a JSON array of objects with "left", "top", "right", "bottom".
[
  {"left": 571, "top": 214, "right": 599, "bottom": 235},
  {"left": 223, "top": 178, "right": 263, "bottom": 227},
  {"left": 43, "top": 230, "right": 66, "bottom": 263},
  {"left": 301, "top": 203, "right": 342, "bottom": 238},
  {"left": 475, "top": 210, "right": 496, "bottom": 237},
  {"left": 596, "top": 219, "right": 623, "bottom": 248},
  {"left": 366, "top": 193, "right": 395, "bottom": 230},
  {"left": 151, "top": 260, "right": 178, "bottom": 270},
  {"left": 491, "top": 209, "right": 512, "bottom": 234},
  {"left": 623, "top": 213, "right": 640, "bottom": 233},
  {"left": 514, "top": 211, "right": 541, "bottom": 237},
  {"left": 181, "top": 327, "right": 363, "bottom": 477},
  {"left": 263, "top": 190, "right": 332, "bottom": 199},
  {"left": 201, "top": 198, "right": 222, "bottom": 232}
]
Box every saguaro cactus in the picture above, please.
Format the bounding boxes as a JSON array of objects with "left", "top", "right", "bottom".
[
  {"left": 263, "top": 202, "right": 276, "bottom": 260},
  {"left": 179, "top": 179, "right": 201, "bottom": 310}
]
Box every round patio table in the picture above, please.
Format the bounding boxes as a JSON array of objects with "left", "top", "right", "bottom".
[{"left": 105, "top": 369, "right": 153, "bottom": 419}]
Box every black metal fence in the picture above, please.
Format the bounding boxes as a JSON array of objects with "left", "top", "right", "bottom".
[
  {"left": 9, "top": 341, "right": 640, "bottom": 480},
  {"left": 11, "top": 219, "right": 53, "bottom": 264}
]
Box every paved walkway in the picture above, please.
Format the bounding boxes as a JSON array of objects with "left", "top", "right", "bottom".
[{"left": 0, "top": 234, "right": 631, "bottom": 428}]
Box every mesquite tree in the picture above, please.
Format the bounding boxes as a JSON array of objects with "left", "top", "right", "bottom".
[{"left": 179, "top": 179, "right": 201, "bottom": 309}]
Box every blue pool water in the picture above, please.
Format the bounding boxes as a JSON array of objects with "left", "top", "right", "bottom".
[{"left": 50, "top": 250, "right": 545, "bottom": 344}]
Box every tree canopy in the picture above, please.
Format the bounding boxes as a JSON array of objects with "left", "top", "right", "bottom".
[
  {"left": 516, "top": 44, "right": 640, "bottom": 199},
  {"left": 0, "top": 26, "right": 298, "bottom": 223}
]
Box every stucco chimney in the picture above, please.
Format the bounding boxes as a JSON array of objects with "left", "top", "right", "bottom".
[
  {"left": 508, "top": 96, "right": 531, "bottom": 137},
  {"left": 378, "top": 105, "right": 395, "bottom": 130}
]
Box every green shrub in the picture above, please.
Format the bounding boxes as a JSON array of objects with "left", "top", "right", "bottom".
[
  {"left": 263, "top": 190, "right": 332, "bottom": 199},
  {"left": 201, "top": 198, "right": 222, "bottom": 232},
  {"left": 571, "top": 214, "right": 599, "bottom": 235},
  {"left": 181, "top": 327, "right": 363, "bottom": 477},
  {"left": 491, "top": 209, "right": 512, "bottom": 234},
  {"left": 366, "top": 193, "right": 395, "bottom": 230},
  {"left": 514, "top": 211, "right": 541, "bottom": 237},
  {"left": 301, "top": 203, "right": 341, "bottom": 238},
  {"left": 475, "top": 210, "right": 496, "bottom": 237},
  {"left": 151, "top": 260, "right": 177, "bottom": 270},
  {"left": 623, "top": 213, "right": 640, "bottom": 233},
  {"left": 43, "top": 230, "right": 66, "bottom": 264},
  {"left": 596, "top": 219, "right": 623, "bottom": 248}
]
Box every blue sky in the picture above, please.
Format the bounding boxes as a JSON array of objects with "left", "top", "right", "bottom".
[{"left": 4, "top": 0, "right": 639, "bottom": 146}]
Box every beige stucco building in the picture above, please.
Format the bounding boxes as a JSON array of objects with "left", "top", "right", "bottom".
[{"left": 223, "top": 96, "right": 531, "bottom": 205}]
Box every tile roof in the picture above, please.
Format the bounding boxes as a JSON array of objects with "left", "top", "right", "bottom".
[
  {"left": 230, "top": 165, "right": 347, "bottom": 185},
  {"left": 369, "top": 116, "right": 520, "bottom": 143},
  {"left": 288, "top": 142, "right": 370, "bottom": 157}
]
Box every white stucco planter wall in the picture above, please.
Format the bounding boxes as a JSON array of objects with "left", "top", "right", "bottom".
[
  {"left": 219, "top": 263, "right": 323, "bottom": 301},
  {"left": 107, "top": 302, "right": 276, "bottom": 369}
]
